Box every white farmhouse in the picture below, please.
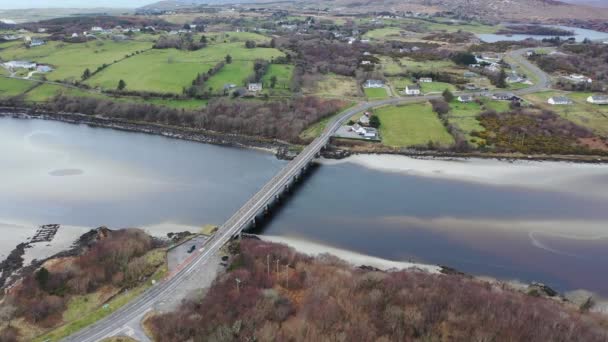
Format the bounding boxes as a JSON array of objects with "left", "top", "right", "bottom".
[
  {"left": 248, "top": 83, "right": 263, "bottom": 92},
  {"left": 587, "top": 95, "right": 608, "bottom": 105},
  {"left": 548, "top": 96, "right": 573, "bottom": 105},
  {"left": 364, "top": 79, "right": 384, "bottom": 88},
  {"left": 3, "top": 60, "right": 36, "bottom": 69},
  {"left": 404, "top": 84, "right": 420, "bottom": 96},
  {"left": 457, "top": 95, "right": 474, "bottom": 103},
  {"left": 419, "top": 77, "right": 432, "bottom": 83}
]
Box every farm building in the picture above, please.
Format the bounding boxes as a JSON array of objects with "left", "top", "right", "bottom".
[
  {"left": 458, "top": 95, "right": 474, "bottom": 103},
  {"left": 248, "top": 83, "right": 263, "bottom": 92},
  {"left": 548, "top": 96, "right": 573, "bottom": 105},
  {"left": 404, "top": 84, "right": 420, "bottom": 96},
  {"left": 587, "top": 95, "right": 608, "bottom": 105},
  {"left": 364, "top": 79, "right": 384, "bottom": 88}
]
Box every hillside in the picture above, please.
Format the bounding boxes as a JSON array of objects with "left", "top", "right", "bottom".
[
  {"left": 147, "top": 239, "right": 608, "bottom": 341},
  {"left": 139, "top": 0, "right": 608, "bottom": 21}
]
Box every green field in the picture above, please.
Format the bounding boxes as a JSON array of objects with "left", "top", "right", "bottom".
[
  {"left": 86, "top": 43, "right": 283, "bottom": 93},
  {"left": 0, "top": 40, "right": 153, "bottom": 82},
  {"left": 0, "top": 77, "right": 35, "bottom": 97},
  {"left": 447, "top": 101, "right": 484, "bottom": 145},
  {"left": 525, "top": 91, "right": 608, "bottom": 136},
  {"left": 21, "top": 82, "right": 208, "bottom": 110},
  {"left": 206, "top": 61, "right": 252, "bottom": 93},
  {"left": 303, "top": 73, "right": 360, "bottom": 98},
  {"left": 363, "top": 27, "right": 407, "bottom": 41},
  {"left": 205, "top": 31, "right": 271, "bottom": 44},
  {"left": 380, "top": 56, "right": 459, "bottom": 75},
  {"left": 262, "top": 64, "right": 293, "bottom": 91},
  {"left": 364, "top": 87, "right": 389, "bottom": 100},
  {"left": 482, "top": 98, "right": 511, "bottom": 113},
  {"left": 420, "top": 82, "right": 456, "bottom": 94},
  {"left": 375, "top": 103, "right": 454, "bottom": 147}
]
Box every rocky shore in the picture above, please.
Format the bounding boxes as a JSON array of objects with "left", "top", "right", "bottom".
[
  {"left": 0, "top": 107, "right": 295, "bottom": 160},
  {"left": 2, "top": 107, "right": 607, "bottom": 164},
  {"left": 323, "top": 141, "right": 608, "bottom": 164}
]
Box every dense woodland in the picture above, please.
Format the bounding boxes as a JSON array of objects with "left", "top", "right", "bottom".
[
  {"left": 36, "top": 95, "right": 345, "bottom": 142},
  {"left": 148, "top": 239, "right": 608, "bottom": 342},
  {"left": 0, "top": 229, "right": 160, "bottom": 340}
]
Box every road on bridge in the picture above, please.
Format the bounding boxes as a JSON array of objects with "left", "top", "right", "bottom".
[{"left": 63, "top": 48, "right": 550, "bottom": 342}]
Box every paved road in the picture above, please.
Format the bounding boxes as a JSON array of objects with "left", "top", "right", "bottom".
[{"left": 63, "top": 49, "right": 551, "bottom": 342}]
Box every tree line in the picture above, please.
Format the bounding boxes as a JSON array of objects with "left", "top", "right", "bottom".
[{"left": 39, "top": 94, "right": 346, "bottom": 142}]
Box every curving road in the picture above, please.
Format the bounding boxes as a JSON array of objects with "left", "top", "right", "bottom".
[{"left": 63, "top": 49, "right": 551, "bottom": 342}]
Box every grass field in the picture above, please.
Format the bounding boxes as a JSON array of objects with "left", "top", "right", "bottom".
[
  {"left": 206, "top": 60, "right": 252, "bottom": 93},
  {"left": 205, "top": 31, "right": 271, "bottom": 44},
  {"left": 375, "top": 103, "right": 454, "bottom": 147},
  {"left": 304, "top": 73, "right": 360, "bottom": 98},
  {"left": 0, "top": 77, "right": 36, "bottom": 97},
  {"left": 420, "top": 82, "right": 456, "bottom": 94},
  {"left": 524, "top": 91, "right": 608, "bottom": 136},
  {"left": 21, "top": 82, "right": 208, "bottom": 110},
  {"left": 262, "top": 64, "right": 293, "bottom": 92},
  {"left": 0, "top": 40, "right": 153, "bottom": 82},
  {"left": 482, "top": 98, "right": 511, "bottom": 113},
  {"left": 388, "top": 77, "right": 415, "bottom": 90},
  {"left": 363, "top": 27, "right": 408, "bottom": 41},
  {"left": 447, "top": 101, "right": 484, "bottom": 145},
  {"left": 364, "top": 87, "right": 389, "bottom": 100},
  {"left": 86, "top": 43, "right": 283, "bottom": 93},
  {"left": 380, "top": 56, "right": 459, "bottom": 75}
]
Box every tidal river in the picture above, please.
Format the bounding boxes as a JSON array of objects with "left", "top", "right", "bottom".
[{"left": 2, "top": 117, "right": 608, "bottom": 297}]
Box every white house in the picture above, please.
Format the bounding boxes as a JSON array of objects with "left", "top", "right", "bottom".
[
  {"left": 405, "top": 84, "right": 420, "bottom": 96},
  {"left": 506, "top": 74, "right": 524, "bottom": 84},
  {"left": 364, "top": 79, "right": 384, "bottom": 88},
  {"left": 30, "top": 38, "right": 45, "bottom": 47},
  {"left": 358, "top": 115, "right": 370, "bottom": 126},
  {"left": 587, "top": 95, "right": 608, "bottom": 105},
  {"left": 351, "top": 124, "right": 378, "bottom": 139},
  {"left": 71, "top": 33, "right": 79, "bottom": 38},
  {"left": 492, "top": 93, "right": 516, "bottom": 101},
  {"left": 36, "top": 65, "right": 53, "bottom": 73},
  {"left": 248, "top": 83, "right": 263, "bottom": 92},
  {"left": 419, "top": 77, "right": 432, "bottom": 83},
  {"left": 458, "top": 95, "right": 474, "bottom": 103},
  {"left": 3, "top": 60, "right": 36, "bottom": 69},
  {"left": 564, "top": 74, "right": 592, "bottom": 84},
  {"left": 548, "top": 96, "right": 573, "bottom": 105},
  {"left": 360, "top": 60, "right": 372, "bottom": 65},
  {"left": 91, "top": 26, "right": 103, "bottom": 32}
]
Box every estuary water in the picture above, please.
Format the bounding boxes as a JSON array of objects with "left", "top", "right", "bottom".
[
  {"left": 477, "top": 25, "right": 608, "bottom": 43},
  {"left": 0, "top": 117, "right": 286, "bottom": 262},
  {"left": 2, "top": 117, "right": 608, "bottom": 297}
]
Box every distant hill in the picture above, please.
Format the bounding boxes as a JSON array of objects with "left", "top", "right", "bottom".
[
  {"left": 140, "top": 0, "right": 608, "bottom": 20},
  {"left": 560, "top": 0, "right": 608, "bottom": 8}
]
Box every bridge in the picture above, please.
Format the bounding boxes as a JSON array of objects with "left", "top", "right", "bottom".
[{"left": 64, "top": 48, "right": 550, "bottom": 342}]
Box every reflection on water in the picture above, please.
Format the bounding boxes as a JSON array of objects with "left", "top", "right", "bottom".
[
  {"left": 260, "top": 157, "right": 608, "bottom": 296},
  {"left": 477, "top": 25, "right": 608, "bottom": 43},
  {"left": 0, "top": 117, "right": 286, "bottom": 259},
  {"left": 3, "top": 117, "right": 608, "bottom": 296}
]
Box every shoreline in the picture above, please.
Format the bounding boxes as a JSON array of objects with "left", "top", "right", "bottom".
[
  {"left": 257, "top": 234, "right": 608, "bottom": 315},
  {"left": 0, "top": 107, "right": 295, "bottom": 160},
  {"left": 2, "top": 106, "right": 608, "bottom": 164}
]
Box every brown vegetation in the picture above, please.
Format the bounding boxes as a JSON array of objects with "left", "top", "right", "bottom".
[
  {"left": 473, "top": 108, "right": 608, "bottom": 154},
  {"left": 148, "top": 239, "right": 608, "bottom": 342},
  {"left": 38, "top": 95, "right": 346, "bottom": 142},
  {"left": 531, "top": 43, "right": 608, "bottom": 91},
  {"left": 0, "top": 229, "right": 158, "bottom": 330}
]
